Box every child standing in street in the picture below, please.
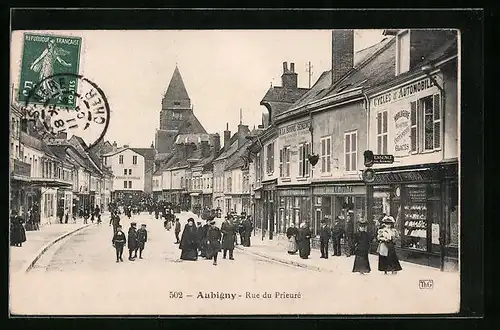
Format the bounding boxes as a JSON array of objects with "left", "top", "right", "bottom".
[
  {"left": 136, "top": 224, "right": 148, "bottom": 259},
  {"left": 112, "top": 225, "right": 126, "bottom": 263}
]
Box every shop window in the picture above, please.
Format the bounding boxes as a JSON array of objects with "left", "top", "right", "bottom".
[
  {"left": 320, "top": 136, "right": 331, "bottom": 173},
  {"left": 376, "top": 111, "right": 388, "bottom": 155},
  {"left": 344, "top": 131, "right": 357, "bottom": 172},
  {"left": 119, "top": 155, "right": 124, "bottom": 164},
  {"left": 410, "top": 94, "right": 441, "bottom": 153},
  {"left": 402, "top": 184, "right": 429, "bottom": 251},
  {"left": 266, "top": 142, "right": 274, "bottom": 174},
  {"left": 133, "top": 156, "right": 138, "bottom": 165},
  {"left": 446, "top": 181, "right": 459, "bottom": 247},
  {"left": 227, "top": 177, "right": 232, "bottom": 192},
  {"left": 298, "top": 142, "right": 310, "bottom": 177}
]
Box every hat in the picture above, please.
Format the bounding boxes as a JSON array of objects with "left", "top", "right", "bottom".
[
  {"left": 381, "top": 216, "right": 396, "bottom": 224},
  {"left": 358, "top": 218, "right": 368, "bottom": 226},
  {"left": 141, "top": 224, "right": 146, "bottom": 227},
  {"left": 131, "top": 222, "right": 137, "bottom": 226},
  {"left": 320, "top": 219, "right": 326, "bottom": 224}
]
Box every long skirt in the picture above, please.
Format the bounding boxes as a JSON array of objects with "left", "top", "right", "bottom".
[
  {"left": 352, "top": 253, "right": 371, "bottom": 273},
  {"left": 378, "top": 244, "right": 402, "bottom": 272},
  {"left": 287, "top": 236, "right": 298, "bottom": 254},
  {"left": 180, "top": 248, "right": 198, "bottom": 261},
  {"left": 298, "top": 240, "right": 310, "bottom": 259}
]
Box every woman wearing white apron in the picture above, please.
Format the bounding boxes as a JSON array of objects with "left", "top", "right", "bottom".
[{"left": 286, "top": 222, "right": 299, "bottom": 255}]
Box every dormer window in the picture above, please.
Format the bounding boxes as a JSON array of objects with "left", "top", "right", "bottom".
[{"left": 396, "top": 30, "right": 410, "bottom": 75}]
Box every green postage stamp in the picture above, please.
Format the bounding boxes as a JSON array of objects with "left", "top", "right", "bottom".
[{"left": 18, "top": 33, "right": 82, "bottom": 108}]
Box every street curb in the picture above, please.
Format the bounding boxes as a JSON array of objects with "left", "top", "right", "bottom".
[
  {"left": 235, "top": 246, "right": 331, "bottom": 273},
  {"left": 21, "top": 224, "right": 94, "bottom": 274}
]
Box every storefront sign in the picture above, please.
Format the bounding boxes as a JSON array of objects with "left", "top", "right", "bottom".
[
  {"left": 371, "top": 76, "right": 438, "bottom": 107},
  {"left": 263, "top": 183, "right": 276, "bottom": 191},
  {"left": 12, "top": 159, "right": 31, "bottom": 177},
  {"left": 372, "top": 170, "right": 438, "bottom": 184},
  {"left": 393, "top": 109, "right": 411, "bottom": 156},
  {"left": 115, "top": 176, "right": 141, "bottom": 180},
  {"left": 313, "top": 185, "right": 365, "bottom": 195},
  {"left": 279, "top": 120, "right": 311, "bottom": 136},
  {"left": 278, "top": 188, "right": 310, "bottom": 197},
  {"left": 254, "top": 191, "right": 261, "bottom": 199}
]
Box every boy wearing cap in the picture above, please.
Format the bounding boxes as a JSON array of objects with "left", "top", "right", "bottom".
[
  {"left": 136, "top": 224, "right": 148, "bottom": 259},
  {"left": 128, "top": 222, "right": 138, "bottom": 261},
  {"left": 174, "top": 218, "right": 181, "bottom": 244},
  {"left": 112, "top": 225, "right": 126, "bottom": 263}
]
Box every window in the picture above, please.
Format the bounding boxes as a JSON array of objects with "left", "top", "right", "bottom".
[
  {"left": 410, "top": 94, "right": 441, "bottom": 153},
  {"left": 180, "top": 177, "right": 184, "bottom": 188},
  {"left": 128, "top": 181, "right": 132, "bottom": 189},
  {"left": 174, "top": 101, "right": 181, "bottom": 106},
  {"left": 320, "top": 136, "right": 331, "bottom": 173},
  {"left": 129, "top": 169, "right": 132, "bottom": 175},
  {"left": 172, "top": 112, "right": 182, "bottom": 120},
  {"left": 124, "top": 168, "right": 127, "bottom": 175},
  {"left": 396, "top": 30, "right": 410, "bottom": 75},
  {"left": 298, "top": 142, "right": 311, "bottom": 177},
  {"left": 266, "top": 142, "right": 274, "bottom": 174},
  {"left": 124, "top": 181, "right": 128, "bottom": 188},
  {"left": 344, "top": 131, "right": 357, "bottom": 172},
  {"left": 377, "top": 111, "right": 388, "bottom": 154},
  {"left": 227, "top": 177, "right": 232, "bottom": 192},
  {"left": 119, "top": 155, "right": 123, "bottom": 164},
  {"left": 132, "top": 156, "right": 137, "bottom": 165},
  {"left": 279, "top": 147, "right": 291, "bottom": 178}
]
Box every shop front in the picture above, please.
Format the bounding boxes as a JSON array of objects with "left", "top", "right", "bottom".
[
  {"left": 254, "top": 189, "right": 263, "bottom": 230},
  {"left": 366, "top": 162, "right": 458, "bottom": 270},
  {"left": 261, "top": 180, "right": 277, "bottom": 239},
  {"left": 202, "top": 193, "right": 212, "bottom": 209},
  {"left": 311, "top": 183, "right": 367, "bottom": 237},
  {"left": 277, "top": 186, "right": 311, "bottom": 235}
]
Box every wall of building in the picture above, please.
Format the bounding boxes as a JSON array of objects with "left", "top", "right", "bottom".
[
  {"left": 443, "top": 64, "right": 459, "bottom": 160},
  {"left": 171, "top": 168, "right": 186, "bottom": 190},
  {"left": 106, "top": 149, "right": 145, "bottom": 191},
  {"left": 312, "top": 100, "right": 367, "bottom": 181}
]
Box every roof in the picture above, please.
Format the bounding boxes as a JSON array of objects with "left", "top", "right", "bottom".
[
  {"left": 225, "top": 140, "right": 252, "bottom": 171},
  {"left": 288, "top": 37, "right": 396, "bottom": 112},
  {"left": 175, "top": 133, "right": 211, "bottom": 144},
  {"left": 260, "top": 86, "right": 310, "bottom": 105},
  {"left": 164, "top": 66, "right": 190, "bottom": 101},
  {"left": 177, "top": 113, "right": 207, "bottom": 134},
  {"left": 215, "top": 127, "right": 251, "bottom": 161},
  {"left": 131, "top": 148, "right": 156, "bottom": 160},
  {"left": 417, "top": 36, "right": 457, "bottom": 67}
]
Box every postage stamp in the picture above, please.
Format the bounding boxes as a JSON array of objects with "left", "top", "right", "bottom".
[{"left": 18, "top": 33, "right": 82, "bottom": 108}]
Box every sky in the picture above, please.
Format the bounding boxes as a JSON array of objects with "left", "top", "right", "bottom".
[{"left": 10, "top": 30, "right": 385, "bottom": 148}]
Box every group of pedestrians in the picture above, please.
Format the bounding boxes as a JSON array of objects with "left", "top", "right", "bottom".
[
  {"left": 285, "top": 215, "right": 402, "bottom": 275},
  {"left": 110, "top": 210, "right": 149, "bottom": 263}
]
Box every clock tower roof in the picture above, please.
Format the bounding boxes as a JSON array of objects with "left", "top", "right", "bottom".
[{"left": 163, "top": 66, "right": 190, "bottom": 102}]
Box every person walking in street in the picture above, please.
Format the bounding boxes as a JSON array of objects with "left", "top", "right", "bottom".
[
  {"left": 179, "top": 218, "right": 198, "bottom": 261},
  {"left": 206, "top": 219, "right": 222, "bottom": 266},
  {"left": 345, "top": 212, "right": 355, "bottom": 257},
  {"left": 200, "top": 220, "right": 210, "bottom": 258},
  {"left": 237, "top": 215, "right": 245, "bottom": 245},
  {"left": 352, "top": 218, "right": 372, "bottom": 275},
  {"left": 174, "top": 218, "right": 181, "bottom": 244},
  {"left": 64, "top": 207, "right": 69, "bottom": 224},
  {"left": 110, "top": 210, "right": 121, "bottom": 234},
  {"left": 331, "top": 217, "right": 345, "bottom": 257},
  {"left": 377, "top": 216, "right": 403, "bottom": 275},
  {"left": 90, "top": 206, "right": 95, "bottom": 223},
  {"left": 136, "top": 224, "right": 148, "bottom": 259},
  {"left": 94, "top": 205, "right": 101, "bottom": 224},
  {"left": 195, "top": 221, "right": 204, "bottom": 255},
  {"left": 221, "top": 215, "right": 236, "bottom": 260},
  {"left": 319, "top": 219, "right": 331, "bottom": 259},
  {"left": 154, "top": 203, "right": 160, "bottom": 220},
  {"left": 297, "top": 222, "right": 312, "bottom": 259},
  {"left": 10, "top": 210, "right": 27, "bottom": 247},
  {"left": 286, "top": 222, "right": 298, "bottom": 255},
  {"left": 241, "top": 215, "right": 253, "bottom": 247},
  {"left": 127, "top": 222, "right": 138, "bottom": 261},
  {"left": 58, "top": 207, "right": 64, "bottom": 224},
  {"left": 112, "top": 224, "right": 126, "bottom": 262},
  {"left": 83, "top": 208, "right": 89, "bottom": 224}
]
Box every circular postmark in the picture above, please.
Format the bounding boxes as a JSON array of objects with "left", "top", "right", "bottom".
[{"left": 22, "top": 73, "right": 110, "bottom": 150}]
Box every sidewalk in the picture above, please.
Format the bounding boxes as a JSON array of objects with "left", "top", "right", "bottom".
[
  {"left": 10, "top": 214, "right": 109, "bottom": 274},
  {"left": 236, "top": 234, "right": 460, "bottom": 280}
]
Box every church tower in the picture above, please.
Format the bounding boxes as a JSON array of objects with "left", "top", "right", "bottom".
[{"left": 155, "top": 66, "right": 207, "bottom": 155}]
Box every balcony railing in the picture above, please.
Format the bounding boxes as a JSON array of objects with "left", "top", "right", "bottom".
[{"left": 10, "top": 158, "right": 31, "bottom": 177}]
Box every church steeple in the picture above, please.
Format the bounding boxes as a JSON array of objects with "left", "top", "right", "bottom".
[{"left": 162, "top": 66, "right": 191, "bottom": 110}]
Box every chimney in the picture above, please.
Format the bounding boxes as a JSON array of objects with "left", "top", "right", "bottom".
[
  {"left": 123, "top": 145, "right": 129, "bottom": 148},
  {"left": 201, "top": 140, "right": 210, "bottom": 158},
  {"left": 212, "top": 133, "right": 221, "bottom": 153},
  {"left": 112, "top": 141, "right": 118, "bottom": 151},
  {"left": 281, "top": 61, "right": 298, "bottom": 89},
  {"left": 331, "top": 29, "right": 354, "bottom": 85},
  {"left": 237, "top": 124, "right": 249, "bottom": 149},
  {"left": 223, "top": 123, "right": 231, "bottom": 150}
]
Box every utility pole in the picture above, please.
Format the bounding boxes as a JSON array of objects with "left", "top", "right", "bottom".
[
  {"left": 306, "top": 61, "right": 313, "bottom": 88},
  {"left": 240, "top": 108, "right": 243, "bottom": 125}
]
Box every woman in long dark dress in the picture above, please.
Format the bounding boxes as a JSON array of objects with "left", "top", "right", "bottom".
[
  {"left": 205, "top": 220, "right": 222, "bottom": 265},
  {"left": 286, "top": 222, "right": 299, "bottom": 255},
  {"left": 377, "top": 216, "right": 403, "bottom": 274},
  {"left": 179, "top": 218, "right": 198, "bottom": 261},
  {"left": 297, "top": 222, "right": 312, "bottom": 259},
  {"left": 352, "top": 219, "right": 372, "bottom": 274}
]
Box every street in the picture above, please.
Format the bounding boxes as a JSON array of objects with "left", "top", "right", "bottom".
[{"left": 10, "top": 212, "right": 459, "bottom": 315}]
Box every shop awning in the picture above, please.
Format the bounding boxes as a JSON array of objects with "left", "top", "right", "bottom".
[{"left": 29, "top": 178, "right": 73, "bottom": 188}]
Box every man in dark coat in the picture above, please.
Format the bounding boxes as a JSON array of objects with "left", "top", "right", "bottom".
[
  {"left": 127, "top": 222, "right": 138, "bottom": 261},
  {"left": 241, "top": 216, "right": 253, "bottom": 247},
  {"left": 154, "top": 203, "right": 160, "bottom": 219},
  {"left": 94, "top": 205, "right": 101, "bottom": 224},
  {"left": 331, "top": 217, "right": 345, "bottom": 256},
  {"left": 237, "top": 217, "right": 245, "bottom": 245},
  {"left": 319, "top": 219, "right": 331, "bottom": 259},
  {"left": 345, "top": 213, "right": 355, "bottom": 257},
  {"left": 112, "top": 224, "right": 126, "bottom": 262},
  {"left": 221, "top": 216, "right": 236, "bottom": 260},
  {"left": 109, "top": 210, "right": 121, "bottom": 233},
  {"left": 174, "top": 218, "right": 181, "bottom": 244},
  {"left": 200, "top": 220, "right": 210, "bottom": 258},
  {"left": 206, "top": 220, "right": 222, "bottom": 266},
  {"left": 136, "top": 224, "right": 148, "bottom": 259}
]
